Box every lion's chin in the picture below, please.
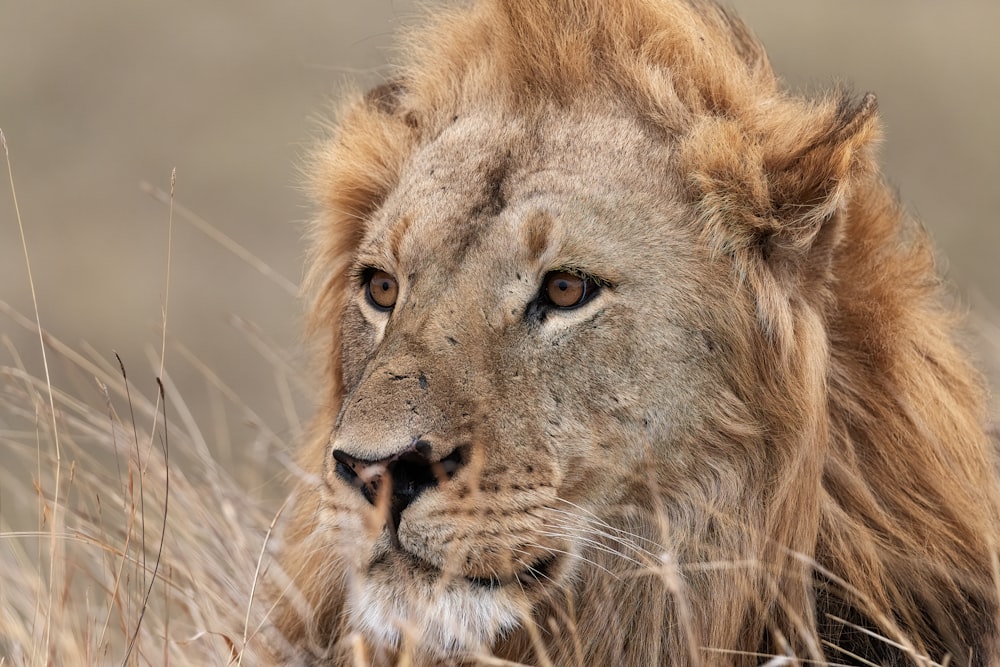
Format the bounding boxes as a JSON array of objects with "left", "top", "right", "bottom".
[{"left": 347, "top": 555, "right": 525, "bottom": 658}]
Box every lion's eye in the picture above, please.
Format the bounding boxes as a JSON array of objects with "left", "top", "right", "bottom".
[
  {"left": 366, "top": 270, "right": 399, "bottom": 311},
  {"left": 543, "top": 271, "right": 597, "bottom": 309}
]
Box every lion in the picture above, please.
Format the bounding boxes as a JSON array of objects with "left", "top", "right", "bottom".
[{"left": 270, "top": 0, "right": 1000, "bottom": 664}]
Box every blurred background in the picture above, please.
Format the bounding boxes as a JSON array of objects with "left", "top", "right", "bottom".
[{"left": 1, "top": 1, "right": 998, "bottom": 502}]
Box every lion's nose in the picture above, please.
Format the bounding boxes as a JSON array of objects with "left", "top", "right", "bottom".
[{"left": 332, "top": 439, "right": 464, "bottom": 541}]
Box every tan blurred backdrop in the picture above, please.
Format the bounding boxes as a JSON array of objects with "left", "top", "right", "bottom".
[{"left": 2, "top": 2, "right": 999, "bottom": 493}]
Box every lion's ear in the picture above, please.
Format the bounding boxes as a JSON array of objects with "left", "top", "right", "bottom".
[
  {"left": 363, "top": 80, "right": 413, "bottom": 121},
  {"left": 760, "top": 92, "right": 880, "bottom": 266},
  {"left": 364, "top": 80, "right": 406, "bottom": 114},
  {"left": 684, "top": 93, "right": 879, "bottom": 341},
  {"left": 687, "top": 92, "right": 879, "bottom": 268}
]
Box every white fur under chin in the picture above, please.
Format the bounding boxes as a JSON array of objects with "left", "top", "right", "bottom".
[{"left": 349, "top": 574, "right": 521, "bottom": 658}]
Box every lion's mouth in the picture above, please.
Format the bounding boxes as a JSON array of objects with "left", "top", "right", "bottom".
[
  {"left": 466, "top": 554, "right": 558, "bottom": 590},
  {"left": 375, "top": 549, "right": 558, "bottom": 591}
]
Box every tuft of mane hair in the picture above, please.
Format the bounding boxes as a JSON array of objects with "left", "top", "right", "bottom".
[{"left": 276, "top": 0, "right": 1000, "bottom": 664}]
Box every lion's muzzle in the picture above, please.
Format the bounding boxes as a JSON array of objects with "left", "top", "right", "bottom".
[{"left": 332, "top": 438, "right": 465, "bottom": 544}]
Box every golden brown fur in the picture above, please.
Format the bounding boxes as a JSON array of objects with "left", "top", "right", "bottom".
[{"left": 272, "top": 0, "right": 1000, "bottom": 664}]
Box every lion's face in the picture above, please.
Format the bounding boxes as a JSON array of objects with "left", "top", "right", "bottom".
[{"left": 319, "top": 109, "right": 745, "bottom": 655}]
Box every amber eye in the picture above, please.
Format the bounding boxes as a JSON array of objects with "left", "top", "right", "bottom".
[
  {"left": 544, "top": 271, "right": 594, "bottom": 309},
  {"left": 366, "top": 270, "right": 398, "bottom": 310}
]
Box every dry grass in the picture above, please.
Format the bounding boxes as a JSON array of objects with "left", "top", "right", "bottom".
[
  {"left": 0, "top": 347, "right": 283, "bottom": 665},
  {"left": 0, "top": 133, "right": 290, "bottom": 665}
]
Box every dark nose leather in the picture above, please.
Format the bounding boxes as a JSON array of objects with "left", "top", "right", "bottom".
[{"left": 332, "top": 439, "right": 464, "bottom": 544}]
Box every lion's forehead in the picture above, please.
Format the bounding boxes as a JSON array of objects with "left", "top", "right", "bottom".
[{"left": 366, "top": 110, "right": 682, "bottom": 282}]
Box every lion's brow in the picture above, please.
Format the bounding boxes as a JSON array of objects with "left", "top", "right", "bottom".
[
  {"left": 389, "top": 213, "right": 414, "bottom": 261},
  {"left": 521, "top": 209, "right": 552, "bottom": 261}
]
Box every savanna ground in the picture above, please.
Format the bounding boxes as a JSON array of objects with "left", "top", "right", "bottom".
[{"left": 1, "top": 1, "right": 999, "bottom": 664}]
